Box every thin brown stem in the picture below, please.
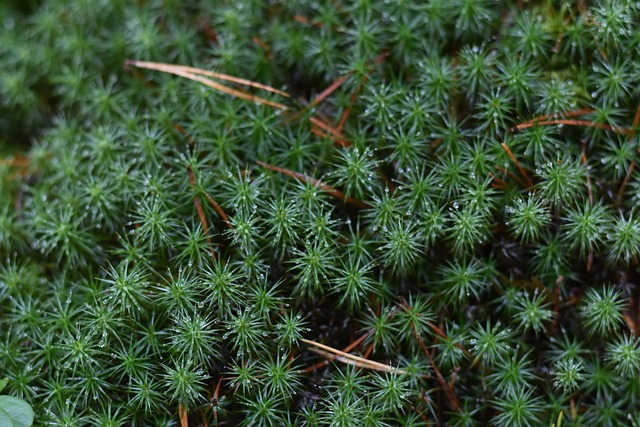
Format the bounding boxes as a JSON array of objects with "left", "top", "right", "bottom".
[
  {"left": 495, "top": 166, "right": 527, "bottom": 188},
  {"left": 617, "top": 102, "right": 640, "bottom": 204},
  {"left": 501, "top": 143, "right": 533, "bottom": 188},
  {"left": 179, "top": 403, "right": 188, "bottom": 427},
  {"left": 203, "top": 192, "right": 233, "bottom": 229},
  {"left": 202, "top": 21, "right": 218, "bottom": 45},
  {"left": 629, "top": 102, "right": 640, "bottom": 140},
  {"left": 187, "top": 166, "right": 216, "bottom": 260},
  {"left": 301, "top": 339, "right": 410, "bottom": 375},
  {"left": 489, "top": 172, "right": 508, "bottom": 189},
  {"left": 409, "top": 319, "right": 460, "bottom": 411},
  {"left": 294, "top": 14, "right": 324, "bottom": 28},
  {"left": 173, "top": 123, "right": 196, "bottom": 147},
  {"left": 512, "top": 119, "right": 631, "bottom": 134},
  {"left": 336, "top": 80, "right": 365, "bottom": 134},
  {"left": 515, "top": 109, "right": 594, "bottom": 128},
  {"left": 398, "top": 299, "right": 460, "bottom": 411},
  {"left": 210, "top": 376, "right": 223, "bottom": 426},
  {"left": 312, "top": 75, "right": 349, "bottom": 107},
  {"left": 308, "top": 116, "right": 348, "bottom": 141},
  {"left": 580, "top": 150, "right": 594, "bottom": 206},
  {"left": 617, "top": 160, "right": 636, "bottom": 204},
  {"left": 256, "top": 161, "right": 371, "bottom": 209},
  {"left": 636, "top": 293, "right": 640, "bottom": 335},
  {"left": 310, "top": 127, "right": 351, "bottom": 147}
]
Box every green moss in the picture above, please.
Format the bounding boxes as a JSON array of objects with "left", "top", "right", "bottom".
[{"left": 1, "top": 0, "right": 640, "bottom": 425}]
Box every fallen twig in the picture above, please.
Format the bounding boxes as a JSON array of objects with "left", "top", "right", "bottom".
[{"left": 301, "top": 338, "right": 410, "bottom": 375}]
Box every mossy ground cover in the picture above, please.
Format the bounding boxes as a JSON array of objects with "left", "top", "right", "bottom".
[{"left": 1, "top": 0, "right": 640, "bottom": 425}]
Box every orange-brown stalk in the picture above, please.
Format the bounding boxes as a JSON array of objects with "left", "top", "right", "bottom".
[
  {"left": 187, "top": 166, "right": 216, "bottom": 260},
  {"left": 629, "top": 102, "right": 640, "bottom": 140},
  {"left": 397, "top": 299, "right": 460, "bottom": 410},
  {"left": 256, "top": 160, "right": 371, "bottom": 209},
  {"left": 308, "top": 116, "right": 347, "bottom": 141},
  {"left": 179, "top": 403, "right": 188, "bottom": 427},
  {"left": 495, "top": 166, "right": 527, "bottom": 188},
  {"left": 617, "top": 102, "right": 640, "bottom": 203},
  {"left": 501, "top": 143, "right": 533, "bottom": 188},
  {"left": 203, "top": 192, "right": 233, "bottom": 230},
  {"left": 515, "top": 108, "right": 595, "bottom": 129},
  {"left": 580, "top": 150, "right": 594, "bottom": 206},
  {"left": 312, "top": 75, "right": 349, "bottom": 107},
  {"left": 512, "top": 119, "right": 631, "bottom": 134},
  {"left": 410, "top": 318, "right": 460, "bottom": 411},
  {"left": 489, "top": 172, "right": 508, "bottom": 189}
]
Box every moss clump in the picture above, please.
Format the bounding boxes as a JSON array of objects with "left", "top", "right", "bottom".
[{"left": 1, "top": 0, "right": 640, "bottom": 425}]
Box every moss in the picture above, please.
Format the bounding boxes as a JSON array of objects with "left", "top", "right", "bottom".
[{"left": 1, "top": 0, "right": 640, "bottom": 425}]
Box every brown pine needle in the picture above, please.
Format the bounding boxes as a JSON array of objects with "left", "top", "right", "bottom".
[
  {"left": 362, "top": 343, "right": 375, "bottom": 359},
  {"left": 312, "top": 75, "right": 349, "bottom": 107},
  {"left": 187, "top": 166, "right": 216, "bottom": 260},
  {"left": 624, "top": 311, "right": 636, "bottom": 333},
  {"left": 301, "top": 339, "right": 409, "bottom": 375},
  {"left": 512, "top": 119, "right": 631, "bottom": 134},
  {"left": 501, "top": 143, "right": 533, "bottom": 188},
  {"left": 516, "top": 108, "right": 595, "bottom": 128},
  {"left": 303, "top": 307, "right": 400, "bottom": 373},
  {"left": 256, "top": 160, "right": 371, "bottom": 209},
  {"left": 303, "top": 331, "right": 374, "bottom": 373},
  {"left": 252, "top": 36, "right": 270, "bottom": 53},
  {"left": 294, "top": 14, "right": 326, "bottom": 28},
  {"left": 126, "top": 61, "right": 289, "bottom": 110},
  {"left": 174, "top": 69, "right": 288, "bottom": 110},
  {"left": 397, "top": 297, "right": 473, "bottom": 361},
  {"left": 426, "top": 321, "right": 473, "bottom": 360},
  {"left": 126, "top": 60, "right": 290, "bottom": 98}
]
